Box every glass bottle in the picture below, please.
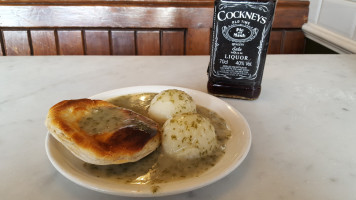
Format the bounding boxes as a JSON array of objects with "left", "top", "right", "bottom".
[{"left": 207, "top": 0, "right": 277, "bottom": 100}]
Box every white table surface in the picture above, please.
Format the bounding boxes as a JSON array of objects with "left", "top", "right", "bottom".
[{"left": 1, "top": 55, "right": 355, "bottom": 200}]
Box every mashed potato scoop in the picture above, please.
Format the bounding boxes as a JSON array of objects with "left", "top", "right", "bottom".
[
  {"left": 162, "top": 113, "right": 218, "bottom": 160},
  {"left": 148, "top": 89, "right": 196, "bottom": 124}
]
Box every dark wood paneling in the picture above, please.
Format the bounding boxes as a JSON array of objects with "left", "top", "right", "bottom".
[
  {"left": 0, "top": 6, "right": 213, "bottom": 29},
  {"left": 31, "top": 30, "right": 57, "bottom": 55},
  {"left": 186, "top": 28, "right": 210, "bottom": 55},
  {"left": 273, "top": 1, "right": 309, "bottom": 29},
  {"left": 161, "top": 30, "right": 184, "bottom": 55},
  {"left": 0, "top": 0, "right": 309, "bottom": 55},
  {"left": 85, "top": 30, "right": 110, "bottom": 55},
  {"left": 0, "top": 1, "right": 308, "bottom": 29},
  {"left": 0, "top": 39, "right": 3, "bottom": 56},
  {"left": 111, "top": 30, "right": 135, "bottom": 55},
  {"left": 3, "top": 30, "right": 31, "bottom": 55},
  {"left": 268, "top": 31, "right": 283, "bottom": 54},
  {"left": 57, "top": 30, "right": 84, "bottom": 55},
  {"left": 136, "top": 31, "right": 160, "bottom": 55},
  {"left": 0, "top": 0, "right": 213, "bottom": 6},
  {"left": 282, "top": 30, "right": 305, "bottom": 54}
]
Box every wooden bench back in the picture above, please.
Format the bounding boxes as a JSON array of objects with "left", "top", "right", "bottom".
[{"left": 0, "top": 0, "right": 309, "bottom": 56}]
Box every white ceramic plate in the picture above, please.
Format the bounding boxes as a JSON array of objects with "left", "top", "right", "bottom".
[{"left": 45, "top": 85, "right": 251, "bottom": 197}]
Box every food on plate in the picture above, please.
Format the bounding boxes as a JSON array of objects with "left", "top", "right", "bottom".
[
  {"left": 84, "top": 92, "right": 230, "bottom": 187},
  {"left": 45, "top": 99, "right": 160, "bottom": 165},
  {"left": 46, "top": 90, "right": 232, "bottom": 188},
  {"left": 148, "top": 89, "right": 197, "bottom": 124},
  {"left": 161, "top": 113, "right": 218, "bottom": 160}
]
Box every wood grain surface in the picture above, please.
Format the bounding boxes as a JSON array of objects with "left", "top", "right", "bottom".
[
  {"left": 31, "top": 30, "right": 57, "bottom": 55},
  {"left": 85, "top": 30, "right": 111, "bottom": 55},
  {"left": 282, "top": 30, "right": 306, "bottom": 54},
  {"left": 136, "top": 31, "right": 160, "bottom": 55},
  {"left": 186, "top": 28, "right": 210, "bottom": 55},
  {"left": 268, "top": 31, "right": 283, "bottom": 54},
  {"left": 111, "top": 30, "right": 136, "bottom": 55},
  {"left": 0, "top": 40, "right": 3, "bottom": 56},
  {"left": 161, "top": 30, "right": 185, "bottom": 55},
  {"left": 0, "top": 0, "right": 309, "bottom": 55},
  {"left": 57, "top": 30, "right": 84, "bottom": 55},
  {"left": 3, "top": 31, "right": 31, "bottom": 55}
]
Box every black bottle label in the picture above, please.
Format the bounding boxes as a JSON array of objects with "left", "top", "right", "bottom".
[{"left": 209, "top": 1, "right": 276, "bottom": 85}]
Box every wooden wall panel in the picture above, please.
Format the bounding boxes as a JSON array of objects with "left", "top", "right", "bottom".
[
  {"left": 273, "top": 2, "right": 309, "bottom": 29},
  {"left": 161, "top": 30, "right": 184, "bottom": 55},
  {"left": 31, "top": 30, "right": 57, "bottom": 55},
  {"left": 57, "top": 30, "right": 84, "bottom": 55},
  {"left": 282, "top": 30, "right": 305, "bottom": 54},
  {"left": 0, "top": 39, "right": 3, "bottom": 56},
  {"left": 3, "top": 31, "right": 31, "bottom": 55},
  {"left": 0, "top": 0, "right": 214, "bottom": 5},
  {"left": 186, "top": 28, "right": 210, "bottom": 55},
  {"left": 0, "top": 6, "right": 213, "bottom": 29},
  {"left": 267, "top": 31, "right": 283, "bottom": 54},
  {"left": 0, "top": 1, "right": 308, "bottom": 29},
  {"left": 136, "top": 31, "right": 160, "bottom": 55},
  {"left": 111, "top": 30, "right": 135, "bottom": 55},
  {"left": 85, "top": 30, "right": 110, "bottom": 55},
  {"left": 0, "top": 0, "right": 309, "bottom": 55}
]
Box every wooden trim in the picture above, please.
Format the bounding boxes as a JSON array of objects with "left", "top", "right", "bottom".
[
  {"left": 0, "top": 30, "right": 5, "bottom": 55},
  {"left": 31, "top": 30, "right": 57, "bottom": 55},
  {"left": 282, "top": 30, "right": 305, "bottom": 54},
  {"left": 57, "top": 30, "right": 84, "bottom": 55},
  {"left": 0, "top": 6, "right": 213, "bottom": 28},
  {"left": 2, "top": 30, "right": 31, "bottom": 55},
  {"left": 111, "top": 30, "right": 135, "bottom": 55},
  {"left": 0, "top": 0, "right": 309, "bottom": 7},
  {"left": 273, "top": 1, "right": 309, "bottom": 28},
  {"left": 0, "top": 0, "right": 310, "bottom": 55},
  {"left": 0, "top": 0, "right": 214, "bottom": 6},
  {"left": 0, "top": 0, "right": 310, "bottom": 6},
  {"left": 186, "top": 28, "right": 210, "bottom": 55},
  {"left": 0, "top": 1, "right": 309, "bottom": 29}
]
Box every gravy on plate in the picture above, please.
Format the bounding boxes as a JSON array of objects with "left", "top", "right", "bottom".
[{"left": 83, "top": 93, "right": 231, "bottom": 192}]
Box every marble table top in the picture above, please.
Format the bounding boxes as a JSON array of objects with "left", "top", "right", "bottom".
[{"left": 0, "top": 55, "right": 355, "bottom": 200}]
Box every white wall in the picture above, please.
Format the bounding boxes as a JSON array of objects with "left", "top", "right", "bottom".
[{"left": 303, "top": 0, "right": 356, "bottom": 53}]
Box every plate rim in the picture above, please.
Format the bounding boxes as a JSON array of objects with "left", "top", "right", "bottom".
[{"left": 45, "top": 85, "right": 252, "bottom": 197}]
